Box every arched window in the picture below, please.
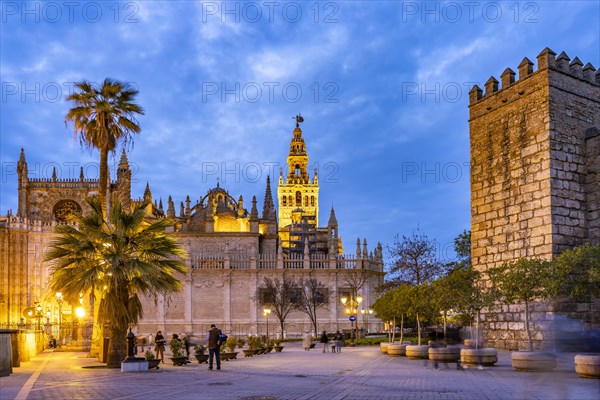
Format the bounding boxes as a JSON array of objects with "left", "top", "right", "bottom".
[
  {"left": 283, "top": 197, "right": 287, "bottom": 206},
  {"left": 289, "top": 195, "right": 292, "bottom": 205},
  {"left": 295, "top": 165, "right": 301, "bottom": 176},
  {"left": 52, "top": 199, "right": 82, "bottom": 222},
  {"left": 310, "top": 196, "right": 315, "bottom": 206},
  {"left": 304, "top": 196, "right": 308, "bottom": 206},
  {"left": 296, "top": 191, "right": 302, "bottom": 206}
]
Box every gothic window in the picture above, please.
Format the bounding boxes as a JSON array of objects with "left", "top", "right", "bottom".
[
  {"left": 283, "top": 197, "right": 287, "bottom": 206},
  {"left": 295, "top": 164, "right": 301, "bottom": 175},
  {"left": 296, "top": 191, "right": 301, "bottom": 206},
  {"left": 310, "top": 196, "right": 315, "bottom": 206},
  {"left": 304, "top": 196, "right": 308, "bottom": 206},
  {"left": 52, "top": 200, "right": 82, "bottom": 222}
]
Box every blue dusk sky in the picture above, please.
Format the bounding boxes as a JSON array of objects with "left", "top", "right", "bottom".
[{"left": 1, "top": 1, "right": 599, "bottom": 262}]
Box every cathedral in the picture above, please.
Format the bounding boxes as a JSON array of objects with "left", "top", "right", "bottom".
[{"left": 0, "top": 118, "right": 384, "bottom": 341}]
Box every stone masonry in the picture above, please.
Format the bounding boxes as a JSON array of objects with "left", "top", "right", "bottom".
[{"left": 469, "top": 48, "right": 600, "bottom": 350}]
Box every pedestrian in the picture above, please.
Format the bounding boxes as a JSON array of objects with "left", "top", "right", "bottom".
[
  {"left": 302, "top": 331, "right": 312, "bottom": 351},
  {"left": 206, "top": 324, "right": 221, "bottom": 370},
  {"left": 334, "top": 330, "right": 343, "bottom": 353},
  {"left": 320, "top": 330, "right": 329, "bottom": 353},
  {"left": 155, "top": 330, "right": 165, "bottom": 362},
  {"left": 183, "top": 333, "right": 191, "bottom": 357}
]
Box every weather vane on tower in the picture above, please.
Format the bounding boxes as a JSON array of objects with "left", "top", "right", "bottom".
[{"left": 294, "top": 114, "right": 304, "bottom": 128}]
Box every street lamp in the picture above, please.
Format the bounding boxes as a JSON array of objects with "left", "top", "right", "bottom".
[
  {"left": 341, "top": 294, "right": 363, "bottom": 345},
  {"left": 361, "top": 308, "right": 373, "bottom": 334},
  {"left": 34, "top": 302, "right": 43, "bottom": 330},
  {"left": 263, "top": 308, "right": 271, "bottom": 346},
  {"left": 56, "top": 292, "right": 63, "bottom": 344}
]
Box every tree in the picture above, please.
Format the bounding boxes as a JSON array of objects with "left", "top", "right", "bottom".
[
  {"left": 45, "top": 198, "right": 186, "bottom": 367},
  {"left": 554, "top": 243, "right": 600, "bottom": 300},
  {"left": 296, "top": 277, "right": 329, "bottom": 336},
  {"left": 387, "top": 229, "right": 445, "bottom": 287},
  {"left": 431, "top": 267, "right": 472, "bottom": 341},
  {"left": 340, "top": 268, "right": 370, "bottom": 340},
  {"left": 65, "top": 78, "right": 144, "bottom": 217},
  {"left": 488, "top": 258, "right": 555, "bottom": 352},
  {"left": 446, "top": 230, "right": 471, "bottom": 271},
  {"left": 372, "top": 289, "right": 397, "bottom": 342},
  {"left": 257, "top": 275, "right": 298, "bottom": 337}
]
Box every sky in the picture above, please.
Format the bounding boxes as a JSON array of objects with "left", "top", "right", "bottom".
[{"left": 1, "top": 0, "right": 599, "bottom": 263}]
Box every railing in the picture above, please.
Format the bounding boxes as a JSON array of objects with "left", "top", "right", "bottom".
[{"left": 188, "top": 252, "right": 383, "bottom": 271}]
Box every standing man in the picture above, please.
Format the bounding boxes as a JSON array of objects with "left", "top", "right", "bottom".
[{"left": 206, "top": 324, "right": 221, "bottom": 370}]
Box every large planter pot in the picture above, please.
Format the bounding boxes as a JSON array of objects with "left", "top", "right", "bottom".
[
  {"left": 195, "top": 354, "right": 209, "bottom": 364},
  {"left": 274, "top": 346, "right": 284, "bottom": 353},
  {"left": 380, "top": 342, "right": 391, "bottom": 353},
  {"left": 460, "top": 348, "right": 498, "bottom": 366},
  {"left": 463, "top": 339, "right": 474, "bottom": 348},
  {"left": 387, "top": 343, "right": 407, "bottom": 356},
  {"left": 243, "top": 349, "right": 255, "bottom": 357},
  {"left": 147, "top": 359, "right": 161, "bottom": 369},
  {"left": 220, "top": 352, "right": 238, "bottom": 361},
  {"left": 406, "top": 345, "right": 430, "bottom": 359},
  {"left": 511, "top": 352, "right": 557, "bottom": 371},
  {"left": 429, "top": 347, "right": 460, "bottom": 363},
  {"left": 574, "top": 354, "right": 600, "bottom": 379},
  {"left": 170, "top": 356, "right": 189, "bottom": 366}
]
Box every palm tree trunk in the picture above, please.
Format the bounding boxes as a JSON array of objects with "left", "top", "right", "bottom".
[
  {"left": 525, "top": 300, "right": 533, "bottom": 352},
  {"left": 99, "top": 147, "right": 109, "bottom": 217},
  {"left": 106, "top": 324, "right": 127, "bottom": 368}
]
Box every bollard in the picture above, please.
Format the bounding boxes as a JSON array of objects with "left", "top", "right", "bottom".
[{"left": 126, "top": 328, "right": 136, "bottom": 360}]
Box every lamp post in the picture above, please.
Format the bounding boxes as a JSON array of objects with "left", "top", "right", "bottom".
[
  {"left": 56, "top": 292, "right": 63, "bottom": 345},
  {"left": 263, "top": 308, "right": 271, "bottom": 346},
  {"left": 341, "top": 294, "right": 362, "bottom": 345},
  {"left": 34, "top": 302, "right": 43, "bottom": 330},
  {"left": 361, "top": 308, "right": 373, "bottom": 334}
]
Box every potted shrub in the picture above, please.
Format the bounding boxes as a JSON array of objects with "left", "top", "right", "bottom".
[
  {"left": 458, "top": 268, "right": 498, "bottom": 367},
  {"left": 273, "top": 338, "right": 284, "bottom": 353},
  {"left": 220, "top": 336, "right": 238, "bottom": 361},
  {"left": 236, "top": 337, "right": 246, "bottom": 350},
  {"left": 489, "top": 258, "right": 557, "bottom": 371},
  {"left": 194, "top": 344, "right": 209, "bottom": 364},
  {"left": 405, "top": 285, "right": 434, "bottom": 359},
  {"left": 247, "top": 336, "right": 261, "bottom": 355},
  {"left": 169, "top": 336, "right": 189, "bottom": 366},
  {"left": 145, "top": 349, "right": 161, "bottom": 369},
  {"left": 554, "top": 243, "right": 600, "bottom": 379}
]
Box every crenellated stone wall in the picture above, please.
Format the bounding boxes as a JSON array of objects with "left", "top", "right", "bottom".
[{"left": 469, "top": 48, "right": 600, "bottom": 350}]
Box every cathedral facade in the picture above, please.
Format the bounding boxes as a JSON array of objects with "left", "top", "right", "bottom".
[{"left": 0, "top": 119, "right": 384, "bottom": 340}]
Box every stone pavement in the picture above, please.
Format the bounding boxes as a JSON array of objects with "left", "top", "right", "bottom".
[{"left": 0, "top": 342, "right": 598, "bottom": 400}]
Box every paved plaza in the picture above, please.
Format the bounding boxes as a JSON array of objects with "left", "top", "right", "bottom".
[{"left": 0, "top": 342, "right": 598, "bottom": 400}]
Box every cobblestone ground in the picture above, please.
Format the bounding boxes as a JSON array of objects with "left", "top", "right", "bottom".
[{"left": 1, "top": 343, "right": 598, "bottom": 400}]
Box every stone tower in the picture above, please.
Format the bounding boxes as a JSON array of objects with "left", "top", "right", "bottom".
[
  {"left": 277, "top": 116, "right": 319, "bottom": 228},
  {"left": 469, "top": 48, "right": 600, "bottom": 349}
]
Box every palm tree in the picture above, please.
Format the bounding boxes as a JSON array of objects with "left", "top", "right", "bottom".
[
  {"left": 65, "top": 78, "right": 144, "bottom": 217},
  {"left": 45, "top": 198, "right": 186, "bottom": 368}
]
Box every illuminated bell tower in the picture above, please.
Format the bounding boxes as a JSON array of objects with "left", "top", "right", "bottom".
[{"left": 277, "top": 115, "right": 319, "bottom": 228}]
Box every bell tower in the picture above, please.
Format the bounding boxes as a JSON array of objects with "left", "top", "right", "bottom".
[{"left": 277, "top": 115, "right": 319, "bottom": 228}]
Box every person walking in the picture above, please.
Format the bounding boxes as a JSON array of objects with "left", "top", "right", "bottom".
[
  {"left": 320, "top": 331, "right": 329, "bottom": 353},
  {"left": 302, "top": 331, "right": 312, "bottom": 351},
  {"left": 334, "top": 330, "right": 343, "bottom": 353},
  {"left": 155, "top": 330, "right": 166, "bottom": 362},
  {"left": 206, "top": 324, "right": 221, "bottom": 370},
  {"left": 183, "top": 333, "right": 191, "bottom": 357}
]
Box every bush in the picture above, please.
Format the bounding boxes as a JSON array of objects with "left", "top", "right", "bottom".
[{"left": 145, "top": 349, "right": 155, "bottom": 360}]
